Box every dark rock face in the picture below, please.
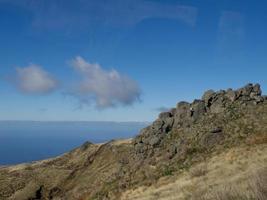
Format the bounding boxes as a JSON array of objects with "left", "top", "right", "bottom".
[{"left": 133, "top": 83, "right": 266, "bottom": 157}]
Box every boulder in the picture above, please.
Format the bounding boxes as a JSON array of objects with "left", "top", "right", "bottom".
[
  {"left": 176, "top": 101, "right": 190, "bottom": 108},
  {"left": 252, "top": 83, "right": 262, "bottom": 96},
  {"left": 236, "top": 83, "right": 253, "bottom": 98},
  {"left": 254, "top": 96, "right": 264, "bottom": 104},
  {"left": 148, "top": 136, "right": 161, "bottom": 147},
  {"left": 202, "top": 90, "right": 215, "bottom": 106},
  {"left": 190, "top": 100, "right": 206, "bottom": 120},
  {"left": 159, "top": 112, "right": 172, "bottom": 120},
  {"left": 209, "top": 95, "right": 226, "bottom": 113},
  {"left": 173, "top": 101, "right": 191, "bottom": 127},
  {"left": 162, "top": 117, "right": 174, "bottom": 133},
  {"left": 170, "top": 108, "right": 176, "bottom": 116},
  {"left": 175, "top": 101, "right": 190, "bottom": 118},
  {"left": 250, "top": 83, "right": 262, "bottom": 98},
  {"left": 226, "top": 89, "right": 236, "bottom": 102},
  {"left": 152, "top": 119, "right": 164, "bottom": 131},
  {"left": 155, "top": 111, "right": 174, "bottom": 133}
]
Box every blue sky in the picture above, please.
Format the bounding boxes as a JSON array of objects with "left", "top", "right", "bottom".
[{"left": 0, "top": 0, "right": 266, "bottom": 122}]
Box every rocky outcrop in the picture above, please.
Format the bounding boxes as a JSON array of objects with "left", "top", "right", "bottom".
[
  {"left": 1, "top": 83, "right": 266, "bottom": 200},
  {"left": 133, "top": 83, "right": 266, "bottom": 157}
]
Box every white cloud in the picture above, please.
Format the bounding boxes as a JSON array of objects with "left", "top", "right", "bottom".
[
  {"left": 70, "top": 56, "right": 141, "bottom": 108},
  {"left": 1, "top": 0, "right": 198, "bottom": 32},
  {"left": 15, "top": 64, "right": 58, "bottom": 94}
]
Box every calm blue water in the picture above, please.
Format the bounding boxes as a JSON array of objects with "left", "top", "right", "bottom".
[{"left": 0, "top": 121, "right": 147, "bottom": 165}]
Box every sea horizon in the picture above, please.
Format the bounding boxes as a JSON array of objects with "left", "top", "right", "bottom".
[{"left": 0, "top": 121, "right": 148, "bottom": 165}]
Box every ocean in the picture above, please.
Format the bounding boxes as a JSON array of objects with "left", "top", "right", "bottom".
[{"left": 0, "top": 121, "right": 148, "bottom": 165}]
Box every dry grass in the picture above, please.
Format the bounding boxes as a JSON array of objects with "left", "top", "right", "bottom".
[
  {"left": 253, "top": 168, "right": 267, "bottom": 199},
  {"left": 196, "top": 167, "right": 267, "bottom": 200},
  {"left": 121, "top": 143, "right": 267, "bottom": 200},
  {"left": 190, "top": 163, "right": 208, "bottom": 178},
  {"left": 111, "top": 138, "right": 133, "bottom": 146}
]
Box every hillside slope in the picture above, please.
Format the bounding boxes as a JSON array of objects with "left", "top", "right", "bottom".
[{"left": 0, "top": 83, "right": 266, "bottom": 200}]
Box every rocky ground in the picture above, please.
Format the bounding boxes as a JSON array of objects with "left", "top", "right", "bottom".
[{"left": 0, "top": 83, "right": 266, "bottom": 200}]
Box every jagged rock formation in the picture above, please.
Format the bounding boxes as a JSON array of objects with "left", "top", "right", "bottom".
[
  {"left": 133, "top": 83, "right": 266, "bottom": 158},
  {"left": 0, "top": 83, "right": 266, "bottom": 200}
]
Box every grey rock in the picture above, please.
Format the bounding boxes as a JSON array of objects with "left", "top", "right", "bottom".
[
  {"left": 176, "top": 101, "right": 190, "bottom": 116},
  {"left": 137, "top": 127, "right": 151, "bottom": 138},
  {"left": 231, "top": 83, "right": 262, "bottom": 101},
  {"left": 148, "top": 136, "right": 161, "bottom": 147},
  {"left": 134, "top": 83, "right": 265, "bottom": 158},
  {"left": 162, "top": 117, "right": 174, "bottom": 133},
  {"left": 190, "top": 100, "right": 206, "bottom": 120},
  {"left": 253, "top": 83, "right": 262, "bottom": 96},
  {"left": 176, "top": 101, "right": 190, "bottom": 109},
  {"left": 173, "top": 101, "right": 191, "bottom": 127},
  {"left": 254, "top": 96, "right": 264, "bottom": 104},
  {"left": 159, "top": 112, "right": 172, "bottom": 119},
  {"left": 236, "top": 83, "right": 253, "bottom": 97},
  {"left": 152, "top": 119, "right": 164, "bottom": 131},
  {"left": 153, "top": 111, "right": 174, "bottom": 133},
  {"left": 170, "top": 108, "right": 176, "bottom": 116},
  {"left": 202, "top": 90, "right": 215, "bottom": 106},
  {"left": 218, "top": 90, "right": 226, "bottom": 95},
  {"left": 210, "top": 96, "right": 226, "bottom": 113},
  {"left": 226, "top": 89, "right": 236, "bottom": 102}
]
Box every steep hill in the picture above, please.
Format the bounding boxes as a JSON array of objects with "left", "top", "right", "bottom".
[{"left": 0, "top": 83, "right": 266, "bottom": 200}]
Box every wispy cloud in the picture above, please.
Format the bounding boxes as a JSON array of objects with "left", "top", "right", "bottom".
[
  {"left": 1, "top": 0, "right": 198, "bottom": 32},
  {"left": 14, "top": 64, "right": 58, "bottom": 95},
  {"left": 218, "top": 11, "right": 245, "bottom": 46},
  {"left": 69, "top": 56, "right": 141, "bottom": 109}
]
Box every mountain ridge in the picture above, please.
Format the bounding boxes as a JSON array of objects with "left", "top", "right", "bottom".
[{"left": 0, "top": 83, "right": 266, "bottom": 200}]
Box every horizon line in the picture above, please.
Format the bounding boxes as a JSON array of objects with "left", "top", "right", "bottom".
[{"left": 0, "top": 120, "right": 151, "bottom": 123}]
